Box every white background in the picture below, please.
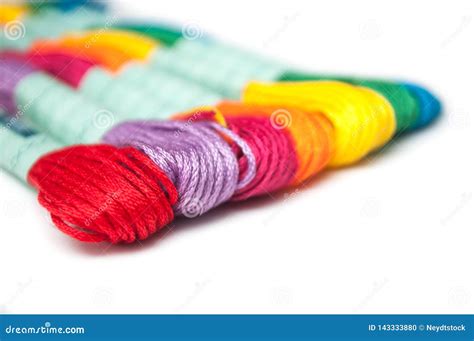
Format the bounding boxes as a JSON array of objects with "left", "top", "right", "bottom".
[{"left": 0, "top": 0, "right": 473, "bottom": 314}]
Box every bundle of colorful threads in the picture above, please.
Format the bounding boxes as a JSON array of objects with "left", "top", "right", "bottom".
[{"left": 0, "top": 2, "right": 442, "bottom": 245}]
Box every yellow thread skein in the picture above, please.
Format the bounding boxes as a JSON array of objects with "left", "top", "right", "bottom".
[
  {"left": 0, "top": 4, "right": 28, "bottom": 23},
  {"left": 59, "top": 30, "right": 158, "bottom": 61},
  {"left": 243, "top": 81, "right": 396, "bottom": 167}
]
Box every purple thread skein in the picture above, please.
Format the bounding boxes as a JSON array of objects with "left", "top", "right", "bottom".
[
  {"left": 103, "top": 120, "right": 256, "bottom": 216},
  {"left": 0, "top": 57, "right": 37, "bottom": 114}
]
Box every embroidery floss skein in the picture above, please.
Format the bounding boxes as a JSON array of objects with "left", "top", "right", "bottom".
[
  {"left": 278, "top": 71, "right": 441, "bottom": 131},
  {"left": 109, "top": 23, "right": 442, "bottom": 131},
  {"left": 0, "top": 9, "right": 288, "bottom": 242},
  {"left": 1, "top": 53, "right": 396, "bottom": 169},
  {"left": 105, "top": 112, "right": 303, "bottom": 203},
  {"left": 5, "top": 52, "right": 399, "bottom": 169},
  {"left": 3, "top": 12, "right": 441, "bottom": 132},
  {"left": 0, "top": 58, "right": 108, "bottom": 143},
  {"left": 4, "top": 47, "right": 392, "bottom": 174},
  {"left": 103, "top": 120, "right": 257, "bottom": 215},
  {"left": 242, "top": 81, "right": 396, "bottom": 167},
  {"left": 0, "top": 124, "right": 178, "bottom": 243},
  {"left": 1, "top": 56, "right": 333, "bottom": 202},
  {"left": 3, "top": 50, "right": 221, "bottom": 119},
  {"left": 40, "top": 27, "right": 439, "bottom": 133},
  {"left": 0, "top": 55, "right": 218, "bottom": 147},
  {"left": 28, "top": 42, "right": 132, "bottom": 71},
  {"left": 1, "top": 54, "right": 334, "bottom": 202},
  {"left": 30, "top": 144, "right": 178, "bottom": 243},
  {"left": 25, "top": 0, "right": 106, "bottom": 13},
  {"left": 0, "top": 110, "right": 35, "bottom": 137},
  {"left": 0, "top": 6, "right": 105, "bottom": 50},
  {"left": 28, "top": 121, "right": 256, "bottom": 242},
  {"left": 0, "top": 8, "right": 441, "bottom": 246},
  {"left": 28, "top": 35, "right": 223, "bottom": 111},
  {"left": 0, "top": 77, "right": 429, "bottom": 245},
  {"left": 0, "top": 106, "right": 165, "bottom": 234},
  {"left": 0, "top": 58, "right": 261, "bottom": 242},
  {"left": 3, "top": 49, "right": 332, "bottom": 186},
  {"left": 1, "top": 57, "right": 325, "bottom": 242},
  {"left": 2, "top": 42, "right": 396, "bottom": 173},
  {"left": 0, "top": 4, "right": 28, "bottom": 23},
  {"left": 1, "top": 49, "right": 94, "bottom": 88},
  {"left": 3, "top": 118, "right": 258, "bottom": 242},
  {"left": 189, "top": 102, "right": 335, "bottom": 186}
]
